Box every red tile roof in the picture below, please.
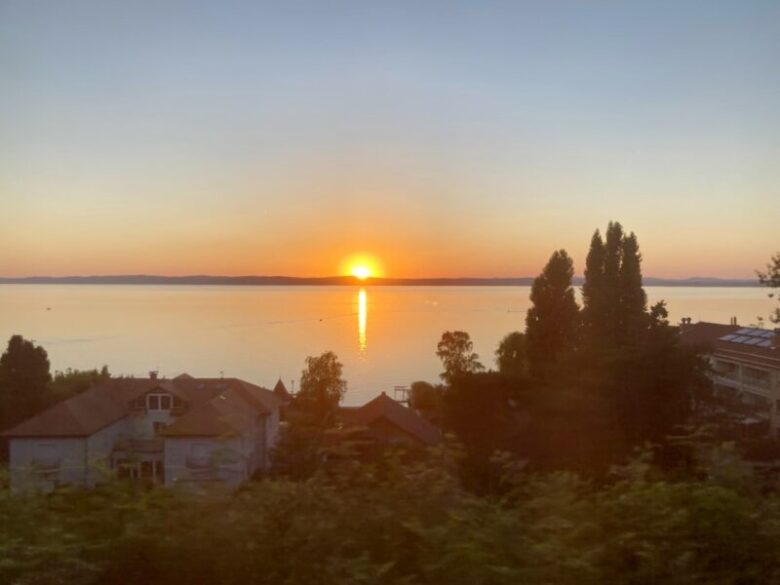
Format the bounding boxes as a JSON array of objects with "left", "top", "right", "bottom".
[
  {"left": 2, "top": 376, "right": 280, "bottom": 438},
  {"left": 341, "top": 393, "right": 441, "bottom": 446}
]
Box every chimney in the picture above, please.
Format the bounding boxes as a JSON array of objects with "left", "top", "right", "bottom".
[{"left": 149, "top": 370, "right": 158, "bottom": 380}]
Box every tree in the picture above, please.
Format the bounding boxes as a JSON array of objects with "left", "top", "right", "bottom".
[
  {"left": 50, "top": 366, "right": 111, "bottom": 404},
  {"left": 525, "top": 250, "right": 580, "bottom": 378},
  {"left": 757, "top": 252, "right": 780, "bottom": 324},
  {"left": 495, "top": 331, "right": 527, "bottom": 377},
  {"left": 273, "top": 351, "right": 347, "bottom": 478},
  {"left": 293, "top": 351, "right": 347, "bottom": 425},
  {"left": 436, "top": 331, "right": 484, "bottom": 383},
  {"left": 441, "top": 371, "right": 518, "bottom": 493},
  {"left": 0, "top": 335, "right": 51, "bottom": 431},
  {"left": 606, "top": 321, "right": 708, "bottom": 446},
  {"left": 582, "top": 222, "right": 651, "bottom": 348},
  {"left": 618, "top": 231, "right": 648, "bottom": 343},
  {"left": 602, "top": 221, "right": 625, "bottom": 343},
  {"left": 409, "top": 381, "right": 440, "bottom": 416},
  {"left": 582, "top": 229, "right": 607, "bottom": 340}
]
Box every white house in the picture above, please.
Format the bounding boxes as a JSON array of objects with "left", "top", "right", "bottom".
[
  {"left": 1, "top": 373, "right": 283, "bottom": 492},
  {"left": 680, "top": 321, "right": 780, "bottom": 436}
]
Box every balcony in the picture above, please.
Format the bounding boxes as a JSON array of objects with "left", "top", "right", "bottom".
[{"left": 115, "top": 438, "right": 164, "bottom": 454}]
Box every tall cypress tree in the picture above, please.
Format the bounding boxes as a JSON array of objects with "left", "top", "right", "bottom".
[
  {"left": 602, "top": 221, "right": 624, "bottom": 345},
  {"left": 618, "top": 231, "right": 647, "bottom": 343},
  {"left": 582, "top": 230, "right": 606, "bottom": 341},
  {"left": 525, "top": 250, "right": 580, "bottom": 378}
]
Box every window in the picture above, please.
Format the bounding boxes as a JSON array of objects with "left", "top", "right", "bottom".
[
  {"left": 116, "top": 459, "right": 140, "bottom": 480},
  {"left": 33, "top": 443, "right": 61, "bottom": 479},
  {"left": 146, "top": 393, "right": 172, "bottom": 410},
  {"left": 141, "top": 461, "right": 155, "bottom": 478}
]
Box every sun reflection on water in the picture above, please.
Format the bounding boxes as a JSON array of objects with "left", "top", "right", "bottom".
[{"left": 358, "top": 288, "right": 367, "bottom": 352}]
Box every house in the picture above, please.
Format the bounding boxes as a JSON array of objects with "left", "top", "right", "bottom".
[
  {"left": 1, "top": 374, "right": 281, "bottom": 492},
  {"left": 338, "top": 392, "right": 441, "bottom": 448},
  {"left": 679, "top": 321, "right": 780, "bottom": 435}
]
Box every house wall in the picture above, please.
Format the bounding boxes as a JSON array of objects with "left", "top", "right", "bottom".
[
  {"left": 263, "top": 409, "right": 280, "bottom": 469},
  {"left": 85, "top": 418, "right": 129, "bottom": 486},
  {"left": 127, "top": 399, "right": 177, "bottom": 438},
  {"left": 9, "top": 437, "right": 86, "bottom": 493},
  {"left": 164, "top": 436, "right": 247, "bottom": 487},
  {"left": 8, "top": 392, "right": 282, "bottom": 492},
  {"left": 711, "top": 355, "right": 780, "bottom": 435}
]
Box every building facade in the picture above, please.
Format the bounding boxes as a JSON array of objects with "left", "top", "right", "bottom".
[
  {"left": 680, "top": 322, "right": 780, "bottom": 435},
  {"left": 2, "top": 374, "right": 281, "bottom": 492}
]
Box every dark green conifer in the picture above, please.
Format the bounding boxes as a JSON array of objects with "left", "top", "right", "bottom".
[
  {"left": 618, "top": 231, "right": 647, "bottom": 343},
  {"left": 582, "top": 229, "right": 606, "bottom": 341},
  {"left": 525, "top": 250, "right": 579, "bottom": 377}
]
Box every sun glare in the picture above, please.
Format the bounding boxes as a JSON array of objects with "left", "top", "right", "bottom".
[
  {"left": 341, "top": 253, "right": 382, "bottom": 281},
  {"left": 352, "top": 265, "right": 372, "bottom": 280}
]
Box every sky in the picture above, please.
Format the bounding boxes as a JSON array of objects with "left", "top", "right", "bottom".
[{"left": 0, "top": 0, "right": 778, "bottom": 279}]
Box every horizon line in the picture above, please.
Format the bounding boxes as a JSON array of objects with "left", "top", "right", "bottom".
[{"left": 0, "top": 273, "right": 762, "bottom": 286}]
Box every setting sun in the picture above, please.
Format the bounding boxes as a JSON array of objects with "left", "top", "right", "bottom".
[
  {"left": 352, "top": 266, "right": 372, "bottom": 280},
  {"left": 341, "top": 253, "right": 383, "bottom": 280}
]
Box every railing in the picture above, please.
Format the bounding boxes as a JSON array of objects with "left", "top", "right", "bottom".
[{"left": 743, "top": 377, "right": 771, "bottom": 390}]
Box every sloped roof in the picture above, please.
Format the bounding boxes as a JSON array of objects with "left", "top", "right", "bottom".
[
  {"left": 273, "top": 378, "right": 291, "bottom": 401},
  {"left": 341, "top": 393, "right": 441, "bottom": 446},
  {"left": 2, "top": 376, "right": 280, "bottom": 438},
  {"left": 679, "top": 321, "right": 780, "bottom": 371}
]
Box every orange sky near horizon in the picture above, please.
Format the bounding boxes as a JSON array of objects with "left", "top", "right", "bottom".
[{"left": 0, "top": 202, "right": 772, "bottom": 280}]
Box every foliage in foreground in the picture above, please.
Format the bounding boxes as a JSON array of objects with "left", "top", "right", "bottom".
[{"left": 2, "top": 448, "right": 780, "bottom": 585}]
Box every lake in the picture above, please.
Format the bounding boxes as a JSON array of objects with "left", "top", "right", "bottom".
[{"left": 0, "top": 285, "right": 773, "bottom": 406}]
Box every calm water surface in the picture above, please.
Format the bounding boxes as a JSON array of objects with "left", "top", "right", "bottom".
[{"left": 0, "top": 285, "right": 772, "bottom": 405}]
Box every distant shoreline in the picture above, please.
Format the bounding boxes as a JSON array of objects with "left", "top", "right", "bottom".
[{"left": 0, "top": 275, "right": 762, "bottom": 287}]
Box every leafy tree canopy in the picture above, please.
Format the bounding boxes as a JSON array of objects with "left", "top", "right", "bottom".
[
  {"left": 409, "top": 380, "right": 440, "bottom": 414},
  {"left": 293, "top": 351, "right": 347, "bottom": 425},
  {"left": 0, "top": 335, "right": 51, "bottom": 431},
  {"left": 436, "top": 331, "right": 484, "bottom": 383},
  {"left": 495, "top": 331, "right": 527, "bottom": 377},
  {"left": 757, "top": 252, "right": 780, "bottom": 324}
]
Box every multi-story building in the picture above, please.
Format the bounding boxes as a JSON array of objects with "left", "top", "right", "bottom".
[{"left": 680, "top": 321, "right": 780, "bottom": 435}]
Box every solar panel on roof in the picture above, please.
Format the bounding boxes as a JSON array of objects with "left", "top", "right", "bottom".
[
  {"left": 732, "top": 336, "right": 750, "bottom": 343},
  {"left": 757, "top": 340, "right": 772, "bottom": 348},
  {"left": 743, "top": 337, "right": 762, "bottom": 346},
  {"left": 720, "top": 334, "right": 738, "bottom": 341},
  {"left": 736, "top": 328, "right": 752, "bottom": 335},
  {"left": 760, "top": 331, "right": 775, "bottom": 338}
]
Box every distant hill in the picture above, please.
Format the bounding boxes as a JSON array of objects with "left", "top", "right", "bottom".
[{"left": 0, "top": 275, "right": 761, "bottom": 287}]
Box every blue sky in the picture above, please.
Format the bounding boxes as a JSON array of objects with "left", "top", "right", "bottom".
[{"left": 1, "top": 0, "right": 778, "bottom": 277}]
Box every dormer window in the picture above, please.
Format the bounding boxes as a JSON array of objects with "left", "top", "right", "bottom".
[{"left": 147, "top": 393, "right": 173, "bottom": 411}]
